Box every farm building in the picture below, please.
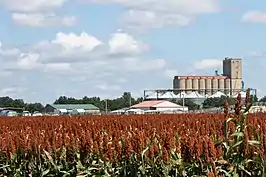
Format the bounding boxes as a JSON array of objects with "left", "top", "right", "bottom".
[
  {"left": 131, "top": 100, "right": 188, "bottom": 113},
  {"left": 0, "top": 107, "right": 23, "bottom": 116},
  {"left": 44, "top": 104, "right": 100, "bottom": 115}
]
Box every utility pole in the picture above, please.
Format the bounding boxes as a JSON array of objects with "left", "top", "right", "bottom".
[
  {"left": 182, "top": 94, "right": 185, "bottom": 112},
  {"left": 105, "top": 99, "right": 108, "bottom": 114},
  {"left": 129, "top": 92, "right": 132, "bottom": 107}
]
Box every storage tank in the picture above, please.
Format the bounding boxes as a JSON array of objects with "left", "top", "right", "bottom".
[
  {"left": 212, "top": 78, "right": 218, "bottom": 95},
  {"left": 225, "top": 78, "right": 231, "bottom": 96},
  {"left": 205, "top": 78, "right": 212, "bottom": 96},
  {"left": 179, "top": 79, "right": 186, "bottom": 90},
  {"left": 173, "top": 78, "right": 179, "bottom": 89},
  {"left": 192, "top": 78, "right": 199, "bottom": 91},
  {"left": 185, "top": 78, "right": 192, "bottom": 93},
  {"left": 199, "top": 78, "right": 206, "bottom": 95},
  {"left": 218, "top": 79, "right": 225, "bottom": 92}
]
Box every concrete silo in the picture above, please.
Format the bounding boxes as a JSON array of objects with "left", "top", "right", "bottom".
[
  {"left": 225, "top": 78, "right": 231, "bottom": 96},
  {"left": 179, "top": 78, "right": 186, "bottom": 93},
  {"left": 185, "top": 77, "right": 192, "bottom": 93},
  {"left": 173, "top": 78, "right": 179, "bottom": 89},
  {"left": 212, "top": 78, "right": 218, "bottom": 95},
  {"left": 218, "top": 78, "right": 225, "bottom": 92},
  {"left": 199, "top": 78, "right": 206, "bottom": 95},
  {"left": 192, "top": 78, "right": 199, "bottom": 92},
  {"left": 205, "top": 77, "right": 212, "bottom": 96},
  {"left": 173, "top": 76, "right": 190, "bottom": 93}
]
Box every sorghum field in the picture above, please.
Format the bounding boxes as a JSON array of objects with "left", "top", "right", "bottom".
[{"left": 0, "top": 92, "right": 266, "bottom": 176}]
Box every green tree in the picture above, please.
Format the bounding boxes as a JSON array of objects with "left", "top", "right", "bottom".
[
  {"left": 176, "top": 99, "right": 200, "bottom": 111},
  {"left": 202, "top": 96, "right": 234, "bottom": 108},
  {"left": 0, "top": 97, "right": 44, "bottom": 112},
  {"left": 54, "top": 96, "right": 68, "bottom": 104},
  {"left": 0, "top": 97, "right": 25, "bottom": 108},
  {"left": 25, "top": 103, "right": 44, "bottom": 113},
  {"left": 0, "top": 97, "right": 17, "bottom": 107},
  {"left": 53, "top": 93, "right": 143, "bottom": 111},
  {"left": 250, "top": 94, "right": 258, "bottom": 102}
]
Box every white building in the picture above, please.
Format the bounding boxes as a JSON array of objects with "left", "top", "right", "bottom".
[{"left": 131, "top": 100, "right": 188, "bottom": 113}]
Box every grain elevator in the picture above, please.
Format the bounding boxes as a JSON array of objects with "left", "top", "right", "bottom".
[{"left": 173, "top": 58, "right": 242, "bottom": 96}]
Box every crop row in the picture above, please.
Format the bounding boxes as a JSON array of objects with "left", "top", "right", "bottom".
[
  {"left": 0, "top": 107, "right": 266, "bottom": 176},
  {"left": 0, "top": 113, "right": 266, "bottom": 159}
]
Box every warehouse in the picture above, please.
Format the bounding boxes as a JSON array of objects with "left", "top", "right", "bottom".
[
  {"left": 44, "top": 104, "right": 100, "bottom": 115},
  {"left": 131, "top": 100, "right": 188, "bottom": 113}
]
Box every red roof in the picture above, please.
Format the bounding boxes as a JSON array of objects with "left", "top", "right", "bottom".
[
  {"left": 174, "top": 76, "right": 228, "bottom": 79},
  {"left": 131, "top": 100, "right": 165, "bottom": 108}
]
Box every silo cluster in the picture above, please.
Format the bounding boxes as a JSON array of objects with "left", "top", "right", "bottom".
[
  {"left": 173, "top": 76, "right": 232, "bottom": 96},
  {"left": 173, "top": 57, "right": 243, "bottom": 96}
]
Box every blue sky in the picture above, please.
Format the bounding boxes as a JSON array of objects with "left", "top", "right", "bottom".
[{"left": 0, "top": 0, "right": 265, "bottom": 103}]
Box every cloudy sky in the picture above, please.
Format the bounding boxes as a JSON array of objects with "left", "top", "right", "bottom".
[{"left": 0, "top": 0, "right": 265, "bottom": 103}]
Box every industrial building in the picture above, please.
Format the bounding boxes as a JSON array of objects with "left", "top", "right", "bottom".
[
  {"left": 143, "top": 57, "right": 256, "bottom": 100},
  {"left": 44, "top": 104, "right": 100, "bottom": 115},
  {"left": 110, "top": 100, "right": 188, "bottom": 114},
  {"left": 173, "top": 57, "right": 243, "bottom": 96},
  {"left": 131, "top": 100, "right": 188, "bottom": 113}
]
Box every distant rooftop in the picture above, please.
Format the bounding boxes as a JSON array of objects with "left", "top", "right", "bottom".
[
  {"left": 224, "top": 57, "right": 242, "bottom": 60},
  {"left": 131, "top": 100, "right": 184, "bottom": 108},
  {"left": 131, "top": 100, "right": 165, "bottom": 108},
  {"left": 0, "top": 107, "right": 24, "bottom": 111},
  {"left": 174, "top": 76, "right": 228, "bottom": 79},
  {"left": 49, "top": 104, "right": 99, "bottom": 110}
]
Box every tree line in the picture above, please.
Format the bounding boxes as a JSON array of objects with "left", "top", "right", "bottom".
[
  {"left": 0, "top": 97, "right": 44, "bottom": 113},
  {"left": 0, "top": 93, "right": 264, "bottom": 113},
  {"left": 0, "top": 92, "right": 144, "bottom": 112},
  {"left": 53, "top": 92, "right": 143, "bottom": 111}
]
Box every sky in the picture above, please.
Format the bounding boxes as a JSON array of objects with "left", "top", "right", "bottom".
[{"left": 0, "top": 0, "right": 266, "bottom": 103}]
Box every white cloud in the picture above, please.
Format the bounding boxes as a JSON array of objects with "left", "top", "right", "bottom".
[
  {"left": 0, "top": 88, "right": 17, "bottom": 95},
  {"left": 1, "top": 0, "right": 66, "bottom": 12},
  {"left": 121, "top": 58, "right": 166, "bottom": 71},
  {"left": 85, "top": 0, "right": 219, "bottom": 31},
  {"left": 0, "top": 42, "right": 20, "bottom": 57},
  {"left": 17, "top": 53, "right": 41, "bottom": 70},
  {"left": 28, "top": 31, "right": 149, "bottom": 64},
  {"left": 95, "top": 84, "right": 121, "bottom": 90},
  {"left": 121, "top": 9, "right": 191, "bottom": 32},
  {"left": 0, "top": 48, "right": 20, "bottom": 57},
  {"left": 0, "top": 31, "right": 181, "bottom": 102},
  {"left": 1, "top": 0, "right": 75, "bottom": 28},
  {"left": 0, "top": 71, "right": 12, "bottom": 78},
  {"left": 86, "top": 0, "right": 219, "bottom": 14},
  {"left": 249, "top": 51, "right": 266, "bottom": 57},
  {"left": 242, "top": 11, "right": 266, "bottom": 23},
  {"left": 193, "top": 59, "right": 222, "bottom": 70},
  {"left": 12, "top": 13, "right": 76, "bottom": 27},
  {"left": 43, "top": 63, "right": 73, "bottom": 74},
  {"left": 109, "top": 32, "right": 149, "bottom": 54},
  {"left": 51, "top": 32, "right": 102, "bottom": 51},
  {"left": 1, "top": 31, "right": 170, "bottom": 77},
  {"left": 0, "top": 87, "right": 27, "bottom": 98},
  {"left": 164, "top": 69, "right": 179, "bottom": 78}
]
